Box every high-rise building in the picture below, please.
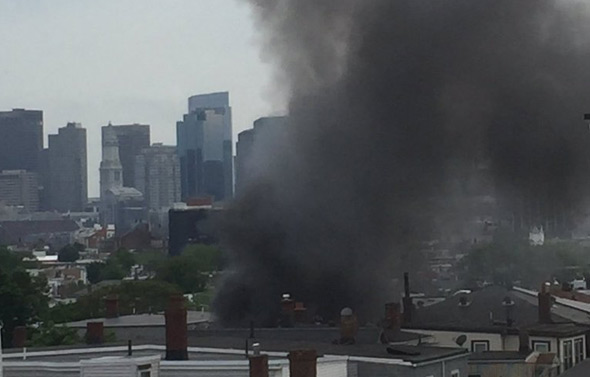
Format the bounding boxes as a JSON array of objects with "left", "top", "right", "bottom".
[
  {"left": 101, "top": 123, "right": 150, "bottom": 187},
  {"left": 235, "top": 129, "right": 254, "bottom": 196},
  {"left": 47, "top": 122, "right": 88, "bottom": 212},
  {"left": 235, "top": 116, "right": 288, "bottom": 195},
  {"left": 135, "top": 143, "right": 181, "bottom": 210},
  {"left": 0, "top": 109, "right": 43, "bottom": 172},
  {"left": 0, "top": 170, "right": 40, "bottom": 211},
  {"left": 100, "top": 125, "right": 123, "bottom": 201},
  {"left": 177, "top": 92, "right": 233, "bottom": 201}
]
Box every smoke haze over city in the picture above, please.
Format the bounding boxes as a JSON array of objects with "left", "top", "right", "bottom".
[{"left": 214, "top": 0, "right": 590, "bottom": 325}]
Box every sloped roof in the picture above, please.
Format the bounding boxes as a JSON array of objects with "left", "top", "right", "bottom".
[
  {"left": 404, "top": 285, "right": 568, "bottom": 333},
  {"left": 561, "top": 358, "right": 590, "bottom": 376}
]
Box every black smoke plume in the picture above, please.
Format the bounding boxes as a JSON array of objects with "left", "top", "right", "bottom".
[{"left": 214, "top": 0, "right": 590, "bottom": 325}]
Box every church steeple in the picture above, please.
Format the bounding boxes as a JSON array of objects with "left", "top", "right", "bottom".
[{"left": 100, "top": 125, "right": 123, "bottom": 199}]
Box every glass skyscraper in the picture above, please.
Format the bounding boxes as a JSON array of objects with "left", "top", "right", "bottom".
[{"left": 177, "top": 92, "right": 233, "bottom": 202}]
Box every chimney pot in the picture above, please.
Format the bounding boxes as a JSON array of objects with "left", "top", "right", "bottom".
[
  {"left": 294, "top": 302, "right": 307, "bottom": 324},
  {"left": 384, "top": 302, "right": 401, "bottom": 330},
  {"left": 105, "top": 295, "right": 119, "bottom": 318},
  {"left": 249, "top": 354, "right": 269, "bottom": 377},
  {"left": 280, "top": 293, "right": 296, "bottom": 327},
  {"left": 165, "top": 294, "right": 188, "bottom": 360},
  {"left": 12, "top": 326, "right": 26, "bottom": 348},
  {"left": 86, "top": 322, "right": 104, "bottom": 344},
  {"left": 289, "top": 350, "right": 317, "bottom": 377},
  {"left": 538, "top": 284, "right": 553, "bottom": 324}
]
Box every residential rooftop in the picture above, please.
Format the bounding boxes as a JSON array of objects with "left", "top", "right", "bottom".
[{"left": 404, "top": 285, "right": 569, "bottom": 333}]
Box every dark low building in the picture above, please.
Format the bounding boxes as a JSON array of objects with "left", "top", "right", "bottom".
[
  {"left": 168, "top": 206, "right": 222, "bottom": 256},
  {"left": 0, "top": 219, "right": 79, "bottom": 248}
]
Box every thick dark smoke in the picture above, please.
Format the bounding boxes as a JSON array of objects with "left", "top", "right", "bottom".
[{"left": 214, "top": 0, "right": 590, "bottom": 325}]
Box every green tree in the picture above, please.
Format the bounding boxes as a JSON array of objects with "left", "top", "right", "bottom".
[
  {"left": 459, "top": 231, "right": 590, "bottom": 289},
  {"left": 47, "top": 280, "right": 181, "bottom": 323},
  {"left": 156, "top": 256, "right": 207, "bottom": 293},
  {"left": 58, "top": 244, "right": 80, "bottom": 262},
  {"left": 100, "top": 260, "right": 126, "bottom": 280},
  {"left": 134, "top": 249, "right": 167, "bottom": 273},
  {"left": 86, "top": 262, "right": 104, "bottom": 285},
  {"left": 111, "top": 248, "right": 136, "bottom": 271},
  {"left": 0, "top": 248, "right": 49, "bottom": 347},
  {"left": 182, "top": 244, "right": 223, "bottom": 272},
  {"left": 155, "top": 245, "right": 222, "bottom": 294},
  {"left": 28, "top": 322, "right": 80, "bottom": 347}
]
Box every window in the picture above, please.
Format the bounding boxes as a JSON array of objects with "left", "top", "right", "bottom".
[
  {"left": 451, "top": 370, "right": 460, "bottom": 377},
  {"left": 471, "top": 340, "right": 489, "bottom": 353},
  {"left": 575, "top": 338, "right": 585, "bottom": 364},
  {"left": 138, "top": 364, "right": 151, "bottom": 377},
  {"left": 532, "top": 340, "right": 551, "bottom": 353},
  {"left": 563, "top": 340, "right": 574, "bottom": 370}
]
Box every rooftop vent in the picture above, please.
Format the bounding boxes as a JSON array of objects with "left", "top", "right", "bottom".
[
  {"left": 458, "top": 295, "right": 471, "bottom": 307},
  {"left": 502, "top": 296, "right": 515, "bottom": 307},
  {"left": 80, "top": 355, "right": 160, "bottom": 377}
]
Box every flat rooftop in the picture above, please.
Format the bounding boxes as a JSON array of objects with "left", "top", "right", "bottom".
[{"left": 66, "top": 311, "right": 212, "bottom": 328}]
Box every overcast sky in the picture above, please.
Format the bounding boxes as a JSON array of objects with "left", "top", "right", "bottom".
[{"left": 0, "top": 0, "right": 282, "bottom": 197}]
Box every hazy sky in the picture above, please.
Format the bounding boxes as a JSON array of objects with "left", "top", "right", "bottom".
[{"left": 0, "top": 0, "right": 282, "bottom": 197}]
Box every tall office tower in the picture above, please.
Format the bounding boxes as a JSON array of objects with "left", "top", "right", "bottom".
[
  {"left": 235, "top": 129, "right": 254, "bottom": 196},
  {"left": 0, "top": 170, "right": 40, "bottom": 211},
  {"left": 234, "top": 116, "right": 288, "bottom": 195},
  {"left": 177, "top": 92, "right": 233, "bottom": 201},
  {"left": 135, "top": 143, "right": 181, "bottom": 209},
  {"left": 100, "top": 125, "right": 123, "bottom": 200},
  {"left": 101, "top": 123, "right": 150, "bottom": 187},
  {"left": 47, "top": 122, "right": 88, "bottom": 212},
  {"left": 0, "top": 109, "right": 43, "bottom": 172}
]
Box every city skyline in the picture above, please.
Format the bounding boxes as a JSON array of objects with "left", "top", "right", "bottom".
[{"left": 0, "top": 0, "right": 284, "bottom": 197}]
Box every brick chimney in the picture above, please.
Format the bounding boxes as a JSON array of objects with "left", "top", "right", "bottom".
[
  {"left": 384, "top": 302, "right": 401, "bottom": 330},
  {"left": 402, "top": 272, "right": 413, "bottom": 324},
  {"left": 519, "top": 329, "right": 531, "bottom": 353},
  {"left": 86, "top": 322, "right": 104, "bottom": 344},
  {"left": 12, "top": 326, "right": 26, "bottom": 348},
  {"left": 289, "top": 350, "right": 317, "bottom": 377},
  {"left": 165, "top": 294, "right": 188, "bottom": 360},
  {"left": 249, "top": 354, "right": 269, "bottom": 377},
  {"left": 294, "top": 302, "right": 307, "bottom": 324},
  {"left": 280, "top": 293, "right": 295, "bottom": 327},
  {"left": 105, "top": 295, "right": 119, "bottom": 318},
  {"left": 538, "top": 282, "right": 552, "bottom": 324}
]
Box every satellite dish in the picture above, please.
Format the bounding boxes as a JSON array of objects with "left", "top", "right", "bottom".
[{"left": 456, "top": 335, "right": 467, "bottom": 346}]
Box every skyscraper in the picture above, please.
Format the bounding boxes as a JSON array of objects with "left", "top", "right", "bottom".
[
  {"left": 235, "top": 129, "right": 254, "bottom": 196},
  {"left": 177, "top": 92, "right": 233, "bottom": 202},
  {"left": 135, "top": 144, "right": 181, "bottom": 210},
  {"left": 101, "top": 123, "right": 150, "bottom": 188},
  {"left": 235, "top": 116, "right": 288, "bottom": 195},
  {"left": 0, "top": 170, "right": 39, "bottom": 211},
  {"left": 0, "top": 109, "right": 43, "bottom": 172},
  {"left": 47, "top": 122, "right": 88, "bottom": 212}
]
